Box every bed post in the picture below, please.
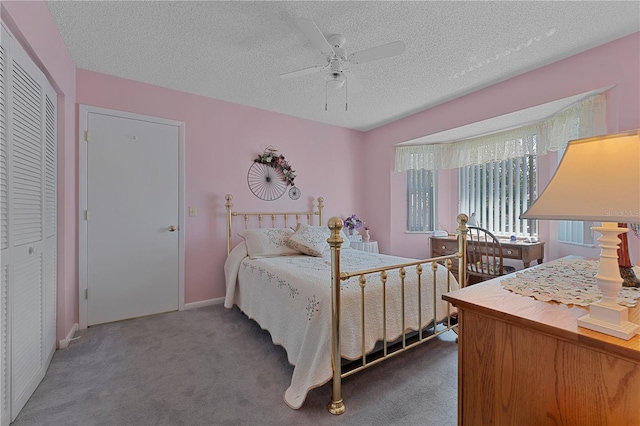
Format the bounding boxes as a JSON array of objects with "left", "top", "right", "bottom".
[
  {"left": 327, "top": 217, "right": 345, "bottom": 415},
  {"left": 317, "top": 197, "right": 324, "bottom": 226},
  {"left": 225, "top": 194, "right": 233, "bottom": 254},
  {"left": 457, "top": 213, "right": 468, "bottom": 288}
]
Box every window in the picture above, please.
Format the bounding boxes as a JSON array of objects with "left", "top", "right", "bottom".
[
  {"left": 396, "top": 92, "right": 607, "bottom": 238},
  {"left": 460, "top": 155, "right": 537, "bottom": 236},
  {"left": 406, "top": 168, "right": 436, "bottom": 232}
]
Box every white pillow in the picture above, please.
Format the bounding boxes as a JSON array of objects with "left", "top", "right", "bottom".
[
  {"left": 323, "top": 227, "right": 352, "bottom": 250},
  {"left": 287, "top": 223, "right": 329, "bottom": 256},
  {"left": 238, "top": 228, "right": 301, "bottom": 259},
  {"left": 324, "top": 227, "right": 351, "bottom": 249},
  {"left": 290, "top": 223, "right": 351, "bottom": 256},
  {"left": 338, "top": 229, "right": 351, "bottom": 249}
]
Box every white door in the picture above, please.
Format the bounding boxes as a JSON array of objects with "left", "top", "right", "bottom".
[{"left": 86, "top": 111, "right": 180, "bottom": 326}]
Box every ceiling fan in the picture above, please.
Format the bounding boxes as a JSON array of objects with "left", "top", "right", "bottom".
[{"left": 281, "top": 18, "right": 406, "bottom": 110}]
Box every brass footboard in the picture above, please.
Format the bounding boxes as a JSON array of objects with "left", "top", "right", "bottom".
[{"left": 326, "top": 214, "right": 468, "bottom": 415}]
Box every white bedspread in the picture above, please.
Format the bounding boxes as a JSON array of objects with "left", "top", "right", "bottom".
[{"left": 224, "top": 244, "right": 458, "bottom": 409}]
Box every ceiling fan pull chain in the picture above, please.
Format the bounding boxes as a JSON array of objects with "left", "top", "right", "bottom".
[
  {"left": 325, "top": 81, "right": 328, "bottom": 111},
  {"left": 345, "top": 78, "right": 348, "bottom": 111}
]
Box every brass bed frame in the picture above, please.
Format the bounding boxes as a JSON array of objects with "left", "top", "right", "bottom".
[{"left": 225, "top": 194, "right": 468, "bottom": 414}]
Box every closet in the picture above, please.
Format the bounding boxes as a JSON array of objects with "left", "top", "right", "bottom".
[{"left": 1, "top": 24, "right": 57, "bottom": 425}]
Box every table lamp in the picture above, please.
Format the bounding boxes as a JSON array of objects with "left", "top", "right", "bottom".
[{"left": 521, "top": 129, "right": 640, "bottom": 340}]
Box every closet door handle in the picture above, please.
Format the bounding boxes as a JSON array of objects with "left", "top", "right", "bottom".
[
  {"left": 29, "top": 246, "right": 36, "bottom": 254},
  {"left": 168, "top": 225, "right": 177, "bottom": 232}
]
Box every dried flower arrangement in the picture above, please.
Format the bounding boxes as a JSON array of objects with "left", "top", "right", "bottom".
[{"left": 254, "top": 146, "right": 296, "bottom": 186}]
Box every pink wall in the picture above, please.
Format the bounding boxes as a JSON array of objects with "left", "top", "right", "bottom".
[
  {"left": 76, "top": 70, "right": 366, "bottom": 303},
  {"left": 3, "top": 1, "right": 78, "bottom": 343},
  {"left": 365, "top": 32, "right": 640, "bottom": 264}
]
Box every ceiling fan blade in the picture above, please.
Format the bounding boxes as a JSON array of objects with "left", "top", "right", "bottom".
[
  {"left": 280, "top": 65, "right": 325, "bottom": 79},
  {"left": 349, "top": 41, "right": 406, "bottom": 64},
  {"left": 344, "top": 70, "right": 363, "bottom": 94},
  {"left": 297, "top": 18, "right": 335, "bottom": 55}
]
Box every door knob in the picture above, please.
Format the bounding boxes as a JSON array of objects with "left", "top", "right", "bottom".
[{"left": 168, "top": 225, "right": 177, "bottom": 232}]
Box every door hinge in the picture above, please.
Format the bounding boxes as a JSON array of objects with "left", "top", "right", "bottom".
[
  {"left": 84, "top": 130, "right": 89, "bottom": 142},
  {"left": 85, "top": 288, "right": 88, "bottom": 300},
  {"left": 84, "top": 210, "right": 88, "bottom": 221}
]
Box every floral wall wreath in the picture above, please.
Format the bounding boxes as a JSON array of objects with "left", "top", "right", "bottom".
[
  {"left": 247, "top": 146, "right": 301, "bottom": 201},
  {"left": 254, "top": 146, "right": 296, "bottom": 186}
]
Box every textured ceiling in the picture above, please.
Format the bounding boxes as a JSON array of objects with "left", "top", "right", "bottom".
[{"left": 46, "top": 1, "right": 639, "bottom": 132}]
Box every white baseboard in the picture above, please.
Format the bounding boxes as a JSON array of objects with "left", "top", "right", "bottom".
[
  {"left": 185, "top": 297, "right": 224, "bottom": 310},
  {"left": 58, "top": 323, "right": 79, "bottom": 349}
]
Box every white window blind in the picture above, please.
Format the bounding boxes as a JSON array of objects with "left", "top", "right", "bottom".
[
  {"left": 406, "top": 168, "right": 436, "bottom": 232},
  {"left": 460, "top": 154, "right": 537, "bottom": 236}
]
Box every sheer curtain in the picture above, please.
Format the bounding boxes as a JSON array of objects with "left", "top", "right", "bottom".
[{"left": 395, "top": 94, "right": 607, "bottom": 172}]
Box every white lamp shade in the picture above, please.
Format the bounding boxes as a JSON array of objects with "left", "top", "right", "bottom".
[{"left": 521, "top": 130, "right": 640, "bottom": 223}]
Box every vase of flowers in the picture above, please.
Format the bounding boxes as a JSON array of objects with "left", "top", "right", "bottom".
[{"left": 344, "top": 214, "right": 363, "bottom": 235}]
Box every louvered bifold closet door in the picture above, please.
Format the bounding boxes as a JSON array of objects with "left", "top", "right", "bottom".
[
  {"left": 2, "top": 24, "right": 54, "bottom": 422},
  {"left": 0, "top": 27, "right": 10, "bottom": 426},
  {"left": 43, "top": 90, "right": 56, "bottom": 359},
  {"left": 0, "top": 33, "right": 7, "bottom": 250}
]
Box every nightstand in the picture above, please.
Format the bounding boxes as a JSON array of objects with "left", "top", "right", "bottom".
[{"left": 349, "top": 241, "right": 379, "bottom": 253}]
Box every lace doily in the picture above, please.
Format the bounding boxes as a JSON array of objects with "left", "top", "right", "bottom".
[{"left": 501, "top": 258, "right": 640, "bottom": 307}]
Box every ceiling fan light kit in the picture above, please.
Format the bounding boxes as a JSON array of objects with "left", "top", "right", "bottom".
[
  {"left": 325, "top": 73, "right": 345, "bottom": 89},
  {"left": 282, "top": 18, "right": 406, "bottom": 111}
]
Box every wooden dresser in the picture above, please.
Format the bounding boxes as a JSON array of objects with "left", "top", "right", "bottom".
[{"left": 443, "top": 272, "right": 640, "bottom": 425}]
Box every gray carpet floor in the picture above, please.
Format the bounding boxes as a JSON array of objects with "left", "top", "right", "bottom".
[{"left": 12, "top": 304, "right": 458, "bottom": 426}]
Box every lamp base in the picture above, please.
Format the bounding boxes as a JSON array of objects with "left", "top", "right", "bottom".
[
  {"left": 577, "top": 302, "right": 639, "bottom": 340},
  {"left": 578, "top": 223, "right": 640, "bottom": 340}
]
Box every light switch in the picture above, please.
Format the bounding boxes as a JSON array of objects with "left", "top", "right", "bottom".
[{"left": 188, "top": 206, "right": 197, "bottom": 217}]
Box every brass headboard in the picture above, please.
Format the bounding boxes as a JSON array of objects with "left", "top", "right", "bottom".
[{"left": 224, "top": 194, "right": 324, "bottom": 253}]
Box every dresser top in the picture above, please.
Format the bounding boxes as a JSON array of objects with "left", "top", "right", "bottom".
[{"left": 443, "top": 259, "right": 640, "bottom": 362}]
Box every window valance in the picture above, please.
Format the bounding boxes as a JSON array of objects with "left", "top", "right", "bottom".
[{"left": 395, "top": 94, "right": 607, "bottom": 171}]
